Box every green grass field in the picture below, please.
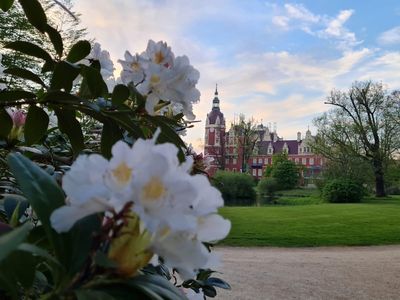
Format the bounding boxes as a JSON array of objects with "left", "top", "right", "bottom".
[{"left": 219, "top": 196, "right": 400, "bottom": 247}]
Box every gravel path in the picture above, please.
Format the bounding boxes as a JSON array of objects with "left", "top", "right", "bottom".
[{"left": 215, "top": 246, "right": 400, "bottom": 300}]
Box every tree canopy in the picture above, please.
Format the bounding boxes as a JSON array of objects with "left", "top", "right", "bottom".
[{"left": 313, "top": 81, "right": 400, "bottom": 197}]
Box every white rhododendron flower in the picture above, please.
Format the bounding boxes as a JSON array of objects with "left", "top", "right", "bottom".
[
  {"left": 144, "top": 39, "right": 174, "bottom": 67},
  {"left": 118, "top": 40, "right": 200, "bottom": 119},
  {"left": 50, "top": 130, "right": 230, "bottom": 279},
  {"left": 119, "top": 51, "right": 146, "bottom": 85}
]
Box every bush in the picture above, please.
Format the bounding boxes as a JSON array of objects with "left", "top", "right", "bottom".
[
  {"left": 322, "top": 179, "right": 364, "bottom": 203},
  {"left": 257, "top": 177, "right": 278, "bottom": 204},
  {"left": 213, "top": 171, "right": 256, "bottom": 205}
]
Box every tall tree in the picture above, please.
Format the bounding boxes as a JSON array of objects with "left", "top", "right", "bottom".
[
  {"left": 0, "top": 0, "right": 87, "bottom": 89},
  {"left": 233, "top": 114, "right": 259, "bottom": 173},
  {"left": 313, "top": 81, "right": 400, "bottom": 197}
]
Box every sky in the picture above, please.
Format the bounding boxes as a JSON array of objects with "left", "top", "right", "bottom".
[{"left": 74, "top": 0, "right": 400, "bottom": 153}]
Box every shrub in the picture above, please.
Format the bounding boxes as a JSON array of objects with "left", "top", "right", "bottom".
[
  {"left": 213, "top": 171, "right": 256, "bottom": 205},
  {"left": 322, "top": 179, "right": 364, "bottom": 203},
  {"left": 257, "top": 177, "right": 278, "bottom": 204}
]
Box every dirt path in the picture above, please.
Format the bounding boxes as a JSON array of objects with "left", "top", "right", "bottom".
[{"left": 215, "top": 246, "right": 400, "bottom": 300}]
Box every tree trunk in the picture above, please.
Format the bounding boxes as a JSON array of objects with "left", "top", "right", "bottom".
[{"left": 373, "top": 159, "right": 386, "bottom": 197}]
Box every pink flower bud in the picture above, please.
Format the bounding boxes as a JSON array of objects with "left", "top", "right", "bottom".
[{"left": 9, "top": 109, "right": 26, "bottom": 127}]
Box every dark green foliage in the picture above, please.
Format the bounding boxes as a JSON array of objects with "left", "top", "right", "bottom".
[
  {"left": 322, "top": 179, "right": 364, "bottom": 203},
  {"left": 257, "top": 177, "right": 278, "bottom": 204},
  {"left": 213, "top": 171, "right": 256, "bottom": 205},
  {"left": 265, "top": 153, "right": 300, "bottom": 190}
]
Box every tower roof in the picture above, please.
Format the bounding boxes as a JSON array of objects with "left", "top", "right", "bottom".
[{"left": 207, "top": 84, "right": 225, "bottom": 125}]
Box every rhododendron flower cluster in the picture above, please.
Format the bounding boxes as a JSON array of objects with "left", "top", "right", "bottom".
[
  {"left": 118, "top": 40, "right": 200, "bottom": 119},
  {"left": 50, "top": 130, "right": 230, "bottom": 279}
]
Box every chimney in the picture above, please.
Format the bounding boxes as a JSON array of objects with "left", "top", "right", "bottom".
[{"left": 297, "top": 132, "right": 301, "bottom": 142}]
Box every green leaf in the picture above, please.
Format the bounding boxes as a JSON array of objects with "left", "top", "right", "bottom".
[
  {"left": 0, "top": 90, "right": 36, "bottom": 102},
  {"left": 127, "top": 275, "right": 187, "bottom": 300},
  {"left": 65, "top": 214, "right": 101, "bottom": 275},
  {"left": 0, "top": 108, "right": 12, "bottom": 138},
  {"left": 4, "top": 194, "right": 28, "bottom": 224},
  {"left": 6, "top": 153, "right": 65, "bottom": 260},
  {"left": 101, "top": 121, "right": 123, "bottom": 159},
  {"left": 18, "top": 0, "right": 47, "bottom": 33},
  {"left": 4, "top": 67, "right": 46, "bottom": 87},
  {"left": 66, "top": 40, "right": 91, "bottom": 63},
  {"left": 111, "top": 84, "right": 130, "bottom": 105},
  {"left": 24, "top": 105, "right": 49, "bottom": 145},
  {"left": 75, "top": 290, "right": 115, "bottom": 300},
  {"left": 205, "top": 277, "right": 231, "bottom": 290},
  {"left": 0, "top": 223, "right": 30, "bottom": 263},
  {"left": 0, "top": 0, "right": 14, "bottom": 12},
  {"left": 5, "top": 41, "right": 53, "bottom": 65},
  {"left": 81, "top": 65, "right": 108, "bottom": 98},
  {"left": 50, "top": 61, "right": 80, "bottom": 93},
  {"left": 54, "top": 109, "right": 84, "bottom": 156},
  {"left": 18, "top": 243, "right": 60, "bottom": 266},
  {"left": 45, "top": 24, "right": 63, "bottom": 57},
  {"left": 42, "top": 91, "right": 100, "bottom": 111}
]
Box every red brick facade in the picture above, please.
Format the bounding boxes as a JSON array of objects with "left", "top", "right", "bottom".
[{"left": 204, "top": 88, "right": 324, "bottom": 181}]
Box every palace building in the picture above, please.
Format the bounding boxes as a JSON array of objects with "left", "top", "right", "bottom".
[{"left": 204, "top": 86, "right": 324, "bottom": 181}]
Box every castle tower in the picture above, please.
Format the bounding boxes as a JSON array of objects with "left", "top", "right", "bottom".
[{"left": 204, "top": 85, "right": 226, "bottom": 173}]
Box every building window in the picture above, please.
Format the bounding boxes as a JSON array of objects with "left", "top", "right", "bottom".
[
  {"left": 306, "top": 158, "right": 309, "bottom": 165},
  {"left": 302, "top": 157, "right": 306, "bottom": 164},
  {"left": 295, "top": 158, "right": 299, "bottom": 163},
  {"left": 258, "top": 169, "right": 262, "bottom": 176},
  {"left": 233, "top": 158, "right": 237, "bottom": 164},
  {"left": 258, "top": 158, "right": 262, "bottom": 164},
  {"left": 310, "top": 157, "right": 314, "bottom": 165},
  {"left": 253, "top": 158, "right": 257, "bottom": 164},
  {"left": 225, "top": 158, "right": 229, "bottom": 164},
  {"left": 268, "top": 148, "right": 272, "bottom": 154},
  {"left": 252, "top": 169, "right": 256, "bottom": 176}
]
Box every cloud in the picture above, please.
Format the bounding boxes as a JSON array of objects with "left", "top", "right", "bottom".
[
  {"left": 378, "top": 26, "right": 400, "bottom": 45},
  {"left": 271, "top": 3, "right": 361, "bottom": 51},
  {"left": 318, "top": 10, "right": 361, "bottom": 50}
]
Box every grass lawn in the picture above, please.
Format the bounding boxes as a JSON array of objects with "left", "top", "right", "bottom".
[{"left": 219, "top": 196, "right": 400, "bottom": 247}]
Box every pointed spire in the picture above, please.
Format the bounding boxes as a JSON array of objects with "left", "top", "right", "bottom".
[{"left": 215, "top": 83, "right": 218, "bottom": 95}]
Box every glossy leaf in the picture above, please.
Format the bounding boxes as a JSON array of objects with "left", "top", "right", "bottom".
[
  {"left": 0, "top": 250, "right": 36, "bottom": 289},
  {"left": 3, "top": 194, "right": 28, "bottom": 223},
  {"left": 18, "top": 0, "right": 47, "bottom": 33},
  {"left": 24, "top": 105, "right": 49, "bottom": 145},
  {"left": 4, "top": 67, "right": 46, "bottom": 87},
  {"left": 0, "top": 108, "right": 12, "bottom": 138},
  {"left": 205, "top": 277, "right": 231, "bottom": 290},
  {"left": 126, "top": 275, "right": 187, "bottom": 300},
  {"left": 0, "top": 0, "right": 15, "bottom": 12},
  {"left": 81, "top": 65, "right": 108, "bottom": 98},
  {"left": 66, "top": 40, "right": 91, "bottom": 63},
  {"left": 6, "top": 153, "right": 65, "bottom": 260},
  {"left": 55, "top": 109, "right": 84, "bottom": 156},
  {"left": 17, "top": 243, "right": 59, "bottom": 266},
  {"left": 0, "top": 222, "right": 30, "bottom": 263},
  {"left": 0, "top": 90, "right": 36, "bottom": 102},
  {"left": 111, "top": 84, "right": 130, "bottom": 105},
  {"left": 50, "top": 61, "right": 80, "bottom": 92},
  {"left": 101, "top": 120, "right": 123, "bottom": 159},
  {"left": 5, "top": 41, "right": 53, "bottom": 65},
  {"left": 45, "top": 24, "right": 63, "bottom": 57}
]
